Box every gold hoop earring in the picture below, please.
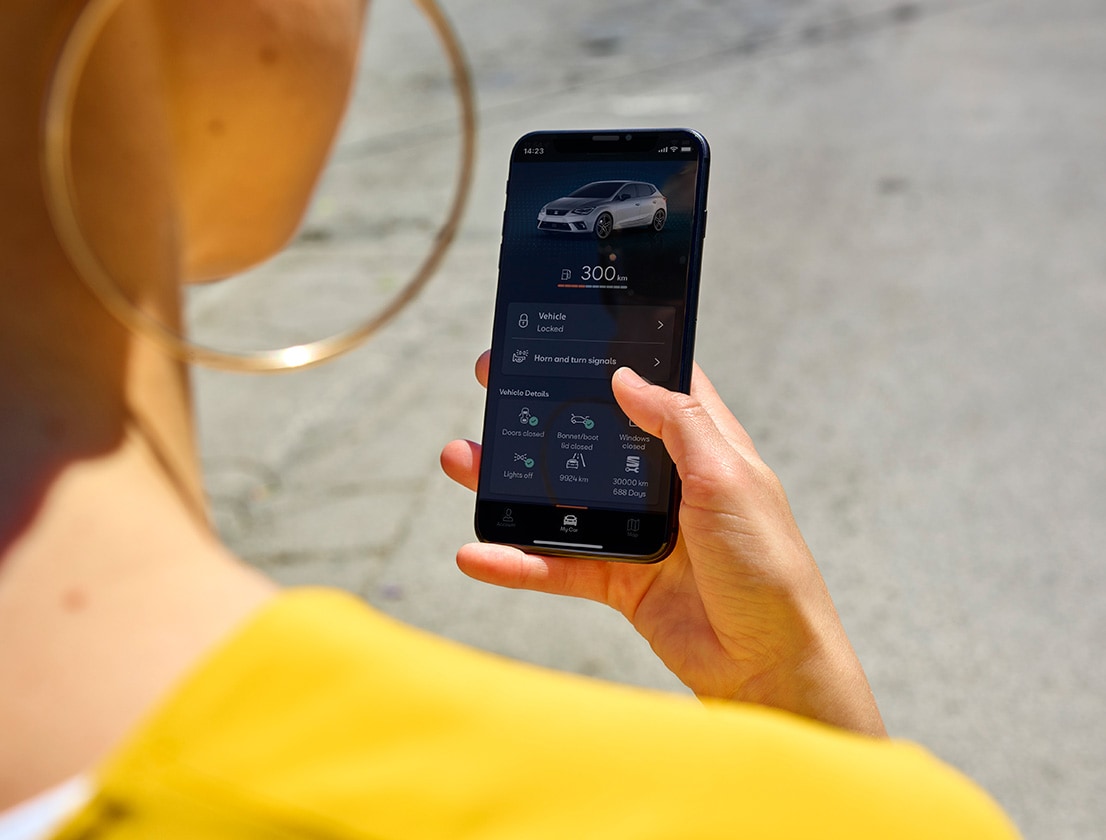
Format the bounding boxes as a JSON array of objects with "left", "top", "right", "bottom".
[{"left": 41, "top": 0, "right": 477, "bottom": 373}]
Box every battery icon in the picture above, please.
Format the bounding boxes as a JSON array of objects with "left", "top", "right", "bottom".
[{"left": 680, "top": 146, "right": 692, "bottom": 152}]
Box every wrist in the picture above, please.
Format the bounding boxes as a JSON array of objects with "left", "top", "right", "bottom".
[{"left": 721, "top": 575, "right": 887, "bottom": 737}]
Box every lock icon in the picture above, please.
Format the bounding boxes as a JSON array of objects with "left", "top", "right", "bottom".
[{"left": 518, "top": 313, "right": 529, "bottom": 328}]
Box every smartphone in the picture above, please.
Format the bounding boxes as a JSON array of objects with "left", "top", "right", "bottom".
[{"left": 475, "top": 129, "right": 710, "bottom": 562}]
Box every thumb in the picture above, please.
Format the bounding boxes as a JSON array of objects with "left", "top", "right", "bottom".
[
  {"left": 611, "top": 372, "right": 817, "bottom": 615},
  {"left": 611, "top": 367, "right": 754, "bottom": 517}
]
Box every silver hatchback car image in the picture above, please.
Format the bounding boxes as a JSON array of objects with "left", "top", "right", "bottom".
[{"left": 537, "top": 181, "right": 667, "bottom": 239}]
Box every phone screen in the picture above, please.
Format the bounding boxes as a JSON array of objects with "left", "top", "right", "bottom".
[{"left": 475, "top": 129, "right": 710, "bottom": 562}]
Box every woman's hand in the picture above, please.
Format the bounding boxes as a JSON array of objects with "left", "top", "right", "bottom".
[{"left": 441, "top": 355, "right": 885, "bottom": 737}]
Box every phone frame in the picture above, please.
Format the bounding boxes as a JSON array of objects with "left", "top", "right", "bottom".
[{"left": 475, "top": 128, "right": 710, "bottom": 563}]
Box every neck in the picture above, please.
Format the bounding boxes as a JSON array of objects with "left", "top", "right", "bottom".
[
  {"left": 0, "top": 407, "right": 275, "bottom": 809},
  {"left": 0, "top": 248, "right": 210, "bottom": 538},
  {"left": 0, "top": 260, "right": 277, "bottom": 811}
]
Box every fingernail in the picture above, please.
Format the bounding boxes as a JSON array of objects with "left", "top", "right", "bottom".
[{"left": 615, "top": 367, "right": 648, "bottom": 389}]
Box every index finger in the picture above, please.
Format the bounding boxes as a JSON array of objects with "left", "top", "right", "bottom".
[
  {"left": 689, "top": 364, "right": 760, "bottom": 462},
  {"left": 475, "top": 350, "right": 490, "bottom": 389}
]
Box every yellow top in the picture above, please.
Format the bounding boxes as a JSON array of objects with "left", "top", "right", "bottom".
[{"left": 53, "top": 589, "right": 1018, "bottom": 839}]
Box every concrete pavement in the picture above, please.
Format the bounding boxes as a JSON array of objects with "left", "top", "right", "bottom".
[{"left": 193, "top": 1, "right": 1106, "bottom": 836}]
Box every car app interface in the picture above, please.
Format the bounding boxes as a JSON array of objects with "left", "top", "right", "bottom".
[{"left": 480, "top": 133, "right": 706, "bottom": 553}]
